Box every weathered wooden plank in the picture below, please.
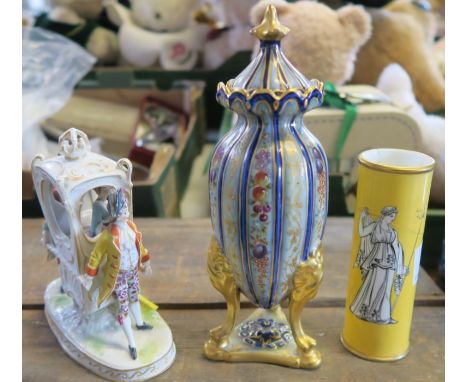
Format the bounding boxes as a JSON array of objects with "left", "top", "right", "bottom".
[
  {"left": 23, "top": 218, "right": 444, "bottom": 306},
  {"left": 23, "top": 306, "right": 444, "bottom": 382}
]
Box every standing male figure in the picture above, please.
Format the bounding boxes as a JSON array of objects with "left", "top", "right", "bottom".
[{"left": 81, "top": 188, "right": 153, "bottom": 360}]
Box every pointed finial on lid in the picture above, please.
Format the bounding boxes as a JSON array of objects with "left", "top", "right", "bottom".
[{"left": 250, "top": 4, "right": 289, "bottom": 41}]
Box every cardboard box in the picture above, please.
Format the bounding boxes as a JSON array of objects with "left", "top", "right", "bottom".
[
  {"left": 23, "top": 81, "right": 206, "bottom": 216},
  {"left": 81, "top": 51, "right": 251, "bottom": 130}
]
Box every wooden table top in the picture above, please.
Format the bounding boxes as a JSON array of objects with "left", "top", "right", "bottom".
[
  {"left": 22, "top": 218, "right": 444, "bottom": 381},
  {"left": 22, "top": 218, "right": 444, "bottom": 307}
]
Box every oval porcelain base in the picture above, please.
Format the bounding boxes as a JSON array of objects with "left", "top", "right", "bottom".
[{"left": 44, "top": 278, "right": 176, "bottom": 381}]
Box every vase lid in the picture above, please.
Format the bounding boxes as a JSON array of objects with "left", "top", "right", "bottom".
[{"left": 217, "top": 4, "right": 323, "bottom": 110}]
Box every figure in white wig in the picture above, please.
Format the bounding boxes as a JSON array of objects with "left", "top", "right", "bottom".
[{"left": 81, "top": 188, "right": 153, "bottom": 360}]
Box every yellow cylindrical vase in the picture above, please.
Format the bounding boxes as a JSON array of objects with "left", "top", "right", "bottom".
[{"left": 341, "top": 148, "right": 435, "bottom": 361}]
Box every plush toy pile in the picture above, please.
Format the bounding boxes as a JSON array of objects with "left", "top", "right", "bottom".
[
  {"left": 350, "top": 0, "right": 445, "bottom": 113},
  {"left": 34, "top": 0, "right": 119, "bottom": 65},
  {"left": 106, "top": 0, "right": 213, "bottom": 69},
  {"left": 250, "top": 0, "right": 372, "bottom": 85},
  {"left": 34, "top": 0, "right": 221, "bottom": 69}
]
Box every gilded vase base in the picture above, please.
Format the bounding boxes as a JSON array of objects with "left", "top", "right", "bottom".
[
  {"left": 340, "top": 333, "right": 409, "bottom": 362},
  {"left": 204, "top": 308, "right": 321, "bottom": 369}
]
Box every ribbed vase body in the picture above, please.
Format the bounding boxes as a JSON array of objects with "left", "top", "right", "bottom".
[{"left": 209, "top": 40, "right": 328, "bottom": 308}]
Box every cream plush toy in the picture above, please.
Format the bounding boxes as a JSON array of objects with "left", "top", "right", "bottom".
[
  {"left": 106, "top": 0, "right": 212, "bottom": 69},
  {"left": 35, "top": 0, "right": 119, "bottom": 64},
  {"left": 250, "top": 0, "right": 372, "bottom": 85},
  {"left": 377, "top": 64, "right": 444, "bottom": 204},
  {"left": 203, "top": 0, "right": 258, "bottom": 69},
  {"left": 350, "top": 0, "right": 444, "bottom": 113}
]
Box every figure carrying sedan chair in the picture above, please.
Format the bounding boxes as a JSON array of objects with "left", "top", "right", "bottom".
[
  {"left": 81, "top": 188, "right": 154, "bottom": 360},
  {"left": 32, "top": 128, "right": 176, "bottom": 381}
]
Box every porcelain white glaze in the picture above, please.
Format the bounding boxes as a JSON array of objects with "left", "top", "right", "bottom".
[
  {"left": 32, "top": 128, "right": 132, "bottom": 314},
  {"left": 45, "top": 279, "right": 176, "bottom": 381},
  {"left": 32, "top": 128, "right": 176, "bottom": 380}
]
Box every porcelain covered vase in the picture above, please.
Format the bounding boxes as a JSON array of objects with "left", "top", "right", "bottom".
[
  {"left": 204, "top": 5, "right": 328, "bottom": 369},
  {"left": 209, "top": 10, "right": 328, "bottom": 309}
]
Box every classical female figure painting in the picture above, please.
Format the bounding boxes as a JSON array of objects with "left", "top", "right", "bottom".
[{"left": 350, "top": 206, "right": 409, "bottom": 324}]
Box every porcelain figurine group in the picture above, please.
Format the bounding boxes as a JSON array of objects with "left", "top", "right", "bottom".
[
  {"left": 32, "top": 5, "right": 330, "bottom": 381},
  {"left": 33, "top": 128, "right": 176, "bottom": 381}
]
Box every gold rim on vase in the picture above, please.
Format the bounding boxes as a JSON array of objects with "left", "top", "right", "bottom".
[{"left": 358, "top": 148, "right": 435, "bottom": 174}]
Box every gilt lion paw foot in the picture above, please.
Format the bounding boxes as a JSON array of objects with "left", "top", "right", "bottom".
[
  {"left": 297, "top": 335, "right": 317, "bottom": 353},
  {"left": 298, "top": 348, "right": 321, "bottom": 369}
]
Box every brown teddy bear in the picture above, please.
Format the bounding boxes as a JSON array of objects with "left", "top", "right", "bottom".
[
  {"left": 350, "top": 0, "right": 444, "bottom": 112},
  {"left": 250, "top": 0, "right": 372, "bottom": 85}
]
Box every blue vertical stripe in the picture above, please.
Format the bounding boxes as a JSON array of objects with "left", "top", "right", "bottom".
[{"left": 268, "top": 113, "right": 284, "bottom": 308}]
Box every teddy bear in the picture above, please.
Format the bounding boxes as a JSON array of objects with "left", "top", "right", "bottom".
[
  {"left": 105, "top": 0, "right": 214, "bottom": 69},
  {"left": 34, "top": 0, "right": 119, "bottom": 65},
  {"left": 377, "top": 63, "right": 444, "bottom": 204},
  {"left": 250, "top": 0, "right": 372, "bottom": 86},
  {"left": 350, "top": 0, "right": 445, "bottom": 113},
  {"left": 203, "top": 0, "right": 258, "bottom": 69}
]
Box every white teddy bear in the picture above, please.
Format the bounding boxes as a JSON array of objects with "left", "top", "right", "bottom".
[{"left": 106, "top": 0, "right": 212, "bottom": 69}]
